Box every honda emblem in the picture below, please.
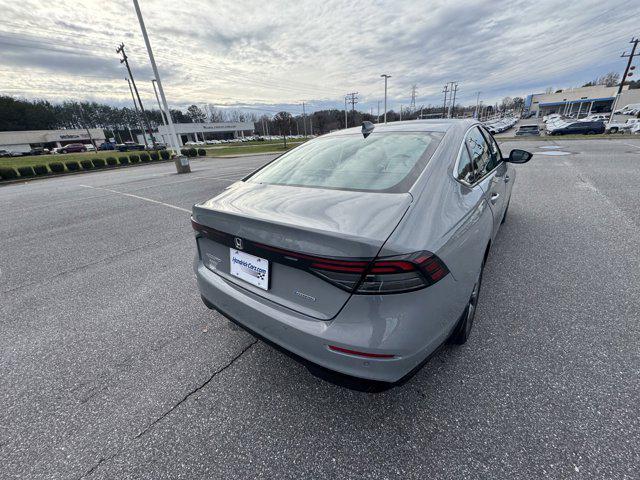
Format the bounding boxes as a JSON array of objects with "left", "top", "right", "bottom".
[{"left": 234, "top": 237, "right": 244, "bottom": 250}]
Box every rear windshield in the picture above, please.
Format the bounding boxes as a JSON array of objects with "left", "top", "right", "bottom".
[{"left": 246, "top": 132, "right": 443, "bottom": 193}]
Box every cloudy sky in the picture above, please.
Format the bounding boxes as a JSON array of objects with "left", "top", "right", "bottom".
[{"left": 1, "top": 0, "right": 639, "bottom": 115}]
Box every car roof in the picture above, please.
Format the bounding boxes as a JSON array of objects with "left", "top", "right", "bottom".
[{"left": 322, "top": 119, "right": 478, "bottom": 137}]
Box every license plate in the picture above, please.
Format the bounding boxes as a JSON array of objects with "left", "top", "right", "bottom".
[{"left": 229, "top": 249, "right": 269, "bottom": 290}]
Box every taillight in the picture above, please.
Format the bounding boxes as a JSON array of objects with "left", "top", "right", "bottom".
[
  {"left": 356, "top": 252, "right": 449, "bottom": 294},
  {"left": 310, "top": 251, "right": 448, "bottom": 294}
]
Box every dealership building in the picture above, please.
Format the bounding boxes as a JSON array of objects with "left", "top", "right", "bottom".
[
  {"left": 0, "top": 128, "right": 106, "bottom": 154},
  {"left": 155, "top": 122, "right": 255, "bottom": 146},
  {"left": 525, "top": 85, "right": 640, "bottom": 117}
]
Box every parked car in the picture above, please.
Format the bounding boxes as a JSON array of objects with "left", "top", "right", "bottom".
[
  {"left": 116, "top": 142, "right": 145, "bottom": 152},
  {"left": 98, "top": 142, "right": 116, "bottom": 151},
  {"left": 543, "top": 113, "right": 562, "bottom": 123},
  {"left": 85, "top": 144, "right": 96, "bottom": 152},
  {"left": 605, "top": 118, "right": 640, "bottom": 134},
  {"left": 548, "top": 121, "right": 605, "bottom": 135},
  {"left": 515, "top": 125, "right": 541, "bottom": 136},
  {"left": 28, "top": 147, "right": 46, "bottom": 155},
  {"left": 0, "top": 149, "right": 11, "bottom": 158},
  {"left": 580, "top": 114, "right": 609, "bottom": 122},
  {"left": 614, "top": 103, "right": 640, "bottom": 115},
  {"left": 59, "top": 143, "right": 87, "bottom": 153},
  {"left": 191, "top": 119, "right": 532, "bottom": 383}
]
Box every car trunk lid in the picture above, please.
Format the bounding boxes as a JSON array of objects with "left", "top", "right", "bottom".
[{"left": 192, "top": 182, "right": 412, "bottom": 319}]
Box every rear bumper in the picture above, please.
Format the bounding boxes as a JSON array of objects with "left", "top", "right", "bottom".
[{"left": 195, "top": 260, "right": 462, "bottom": 382}]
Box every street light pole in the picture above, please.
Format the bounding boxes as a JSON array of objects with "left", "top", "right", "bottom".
[
  {"left": 381, "top": 74, "right": 391, "bottom": 124},
  {"left": 132, "top": 0, "right": 186, "bottom": 172},
  {"left": 344, "top": 96, "right": 348, "bottom": 129}
]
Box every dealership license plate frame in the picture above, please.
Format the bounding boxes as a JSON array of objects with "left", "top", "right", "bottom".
[{"left": 229, "top": 249, "right": 270, "bottom": 291}]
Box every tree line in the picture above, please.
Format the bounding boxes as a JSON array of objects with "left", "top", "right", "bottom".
[{"left": 0, "top": 94, "right": 523, "bottom": 139}]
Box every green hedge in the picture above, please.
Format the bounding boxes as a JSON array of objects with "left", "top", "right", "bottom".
[
  {"left": 106, "top": 157, "right": 118, "bottom": 167},
  {"left": 80, "top": 159, "right": 93, "bottom": 170},
  {"left": 150, "top": 151, "right": 159, "bottom": 161},
  {"left": 119, "top": 156, "right": 129, "bottom": 165},
  {"left": 140, "top": 152, "right": 151, "bottom": 162},
  {"left": 129, "top": 154, "right": 140, "bottom": 164},
  {"left": 197, "top": 148, "right": 206, "bottom": 156},
  {"left": 65, "top": 161, "right": 80, "bottom": 171},
  {"left": 160, "top": 150, "right": 170, "bottom": 160},
  {"left": 18, "top": 166, "right": 35, "bottom": 177},
  {"left": 33, "top": 165, "right": 48, "bottom": 176},
  {"left": 93, "top": 158, "right": 106, "bottom": 169},
  {"left": 0, "top": 167, "right": 18, "bottom": 180},
  {"left": 49, "top": 162, "right": 65, "bottom": 173}
]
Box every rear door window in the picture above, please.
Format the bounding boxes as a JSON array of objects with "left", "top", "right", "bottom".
[
  {"left": 465, "top": 127, "right": 492, "bottom": 178},
  {"left": 456, "top": 145, "right": 475, "bottom": 184}
]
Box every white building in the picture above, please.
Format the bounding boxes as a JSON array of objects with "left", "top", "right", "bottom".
[
  {"left": 0, "top": 128, "right": 106, "bottom": 154},
  {"left": 525, "top": 85, "right": 640, "bottom": 117},
  {"left": 155, "top": 122, "right": 255, "bottom": 146}
]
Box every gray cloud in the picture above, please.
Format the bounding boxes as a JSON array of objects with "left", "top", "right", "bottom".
[{"left": 0, "top": 0, "right": 638, "bottom": 112}]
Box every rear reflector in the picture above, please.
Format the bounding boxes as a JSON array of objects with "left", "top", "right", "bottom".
[{"left": 328, "top": 345, "right": 396, "bottom": 359}]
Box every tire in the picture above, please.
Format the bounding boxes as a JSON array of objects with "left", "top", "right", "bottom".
[
  {"left": 449, "top": 260, "right": 484, "bottom": 345},
  {"left": 61, "top": 149, "right": 67, "bottom": 154},
  {"left": 610, "top": 127, "right": 618, "bottom": 134},
  {"left": 586, "top": 131, "right": 596, "bottom": 135}
]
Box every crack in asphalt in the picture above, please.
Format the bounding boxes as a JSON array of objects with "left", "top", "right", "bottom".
[
  {"left": 75, "top": 338, "right": 258, "bottom": 479},
  {"left": 135, "top": 338, "right": 259, "bottom": 439}
]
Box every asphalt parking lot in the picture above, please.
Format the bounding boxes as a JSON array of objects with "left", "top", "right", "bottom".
[{"left": 2, "top": 138, "right": 640, "bottom": 479}]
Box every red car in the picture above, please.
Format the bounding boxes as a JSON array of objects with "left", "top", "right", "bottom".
[{"left": 60, "top": 143, "right": 87, "bottom": 153}]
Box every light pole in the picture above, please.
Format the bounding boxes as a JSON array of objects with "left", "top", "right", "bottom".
[
  {"left": 474, "top": 91, "right": 481, "bottom": 119},
  {"left": 381, "top": 74, "right": 391, "bottom": 124},
  {"left": 132, "top": 0, "right": 186, "bottom": 172}
]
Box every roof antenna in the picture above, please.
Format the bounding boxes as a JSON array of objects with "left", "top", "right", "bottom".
[{"left": 361, "top": 121, "right": 375, "bottom": 138}]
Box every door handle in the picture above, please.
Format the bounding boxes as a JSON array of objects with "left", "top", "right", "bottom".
[
  {"left": 490, "top": 193, "right": 500, "bottom": 204},
  {"left": 504, "top": 175, "right": 510, "bottom": 183}
]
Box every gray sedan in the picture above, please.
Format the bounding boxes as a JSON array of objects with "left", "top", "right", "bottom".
[{"left": 192, "top": 119, "right": 532, "bottom": 383}]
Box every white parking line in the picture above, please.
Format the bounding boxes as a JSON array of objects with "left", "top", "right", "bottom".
[
  {"left": 79, "top": 184, "right": 191, "bottom": 213},
  {"left": 622, "top": 142, "right": 640, "bottom": 149}
]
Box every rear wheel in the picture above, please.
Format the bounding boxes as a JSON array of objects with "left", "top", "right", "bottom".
[
  {"left": 586, "top": 130, "right": 596, "bottom": 135},
  {"left": 449, "top": 261, "right": 484, "bottom": 345}
]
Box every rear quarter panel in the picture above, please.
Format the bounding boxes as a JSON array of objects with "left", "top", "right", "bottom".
[{"left": 378, "top": 125, "right": 494, "bottom": 331}]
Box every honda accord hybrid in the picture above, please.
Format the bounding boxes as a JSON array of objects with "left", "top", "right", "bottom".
[{"left": 192, "top": 119, "right": 532, "bottom": 383}]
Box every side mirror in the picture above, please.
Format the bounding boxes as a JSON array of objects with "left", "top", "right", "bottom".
[{"left": 507, "top": 149, "right": 532, "bottom": 164}]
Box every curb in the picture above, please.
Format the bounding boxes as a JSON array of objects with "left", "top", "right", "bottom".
[{"left": 0, "top": 158, "right": 174, "bottom": 187}]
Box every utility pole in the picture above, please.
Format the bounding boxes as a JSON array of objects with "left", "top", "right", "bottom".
[
  {"left": 131, "top": 0, "right": 186, "bottom": 171},
  {"left": 381, "top": 74, "right": 391, "bottom": 124},
  {"left": 449, "top": 82, "right": 458, "bottom": 118},
  {"left": 474, "top": 91, "right": 481, "bottom": 119},
  {"left": 410, "top": 85, "right": 417, "bottom": 112},
  {"left": 344, "top": 96, "right": 348, "bottom": 128},
  {"left": 377, "top": 100, "right": 381, "bottom": 123},
  {"left": 400, "top": 104, "right": 403, "bottom": 121},
  {"left": 442, "top": 84, "right": 449, "bottom": 118},
  {"left": 610, "top": 37, "right": 639, "bottom": 121},
  {"left": 116, "top": 42, "right": 155, "bottom": 148},
  {"left": 126, "top": 77, "right": 148, "bottom": 147},
  {"left": 346, "top": 92, "right": 358, "bottom": 126},
  {"left": 302, "top": 102, "right": 308, "bottom": 137},
  {"left": 77, "top": 104, "right": 98, "bottom": 153}
]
